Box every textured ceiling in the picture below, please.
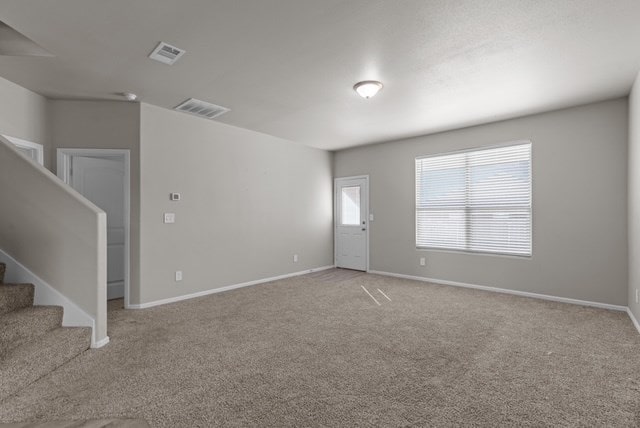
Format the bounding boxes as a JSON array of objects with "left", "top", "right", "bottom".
[{"left": 1, "top": 0, "right": 639, "bottom": 150}]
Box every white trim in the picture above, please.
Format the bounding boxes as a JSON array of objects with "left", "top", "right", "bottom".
[
  {"left": 2, "top": 135, "right": 44, "bottom": 165},
  {"left": 0, "top": 247, "right": 95, "bottom": 335},
  {"left": 107, "top": 281, "right": 125, "bottom": 300},
  {"left": 334, "top": 175, "right": 370, "bottom": 272},
  {"left": 92, "top": 336, "right": 110, "bottom": 348},
  {"left": 129, "top": 265, "right": 335, "bottom": 309},
  {"left": 627, "top": 308, "right": 640, "bottom": 334},
  {"left": 95, "top": 210, "right": 108, "bottom": 347},
  {"left": 369, "top": 270, "right": 627, "bottom": 312},
  {"left": 57, "top": 149, "right": 132, "bottom": 309}
]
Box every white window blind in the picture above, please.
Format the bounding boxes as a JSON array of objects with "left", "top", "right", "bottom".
[{"left": 416, "top": 142, "right": 532, "bottom": 256}]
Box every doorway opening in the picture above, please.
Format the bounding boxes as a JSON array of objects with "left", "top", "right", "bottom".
[
  {"left": 57, "top": 149, "right": 131, "bottom": 307},
  {"left": 334, "top": 175, "right": 369, "bottom": 272}
]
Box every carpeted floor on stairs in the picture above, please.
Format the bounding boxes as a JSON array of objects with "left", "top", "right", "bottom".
[
  {"left": 0, "top": 263, "right": 91, "bottom": 402},
  {"left": 0, "top": 269, "right": 639, "bottom": 427}
]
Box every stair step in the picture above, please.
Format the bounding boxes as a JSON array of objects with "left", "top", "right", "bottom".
[
  {"left": 0, "top": 326, "right": 91, "bottom": 401},
  {"left": 0, "top": 306, "right": 64, "bottom": 356},
  {"left": 0, "top": 283, "right": 34, "bottom": 316},
  {"left": 0, "top": 262, "right": 5, "bottom": 283}
]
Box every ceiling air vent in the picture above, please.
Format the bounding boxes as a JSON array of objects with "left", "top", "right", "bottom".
[
  {"left": 174, "top": 98, "right": 230, "bottom": 120},
  {"left": 148, "top": 41, "right": 185, "bottom": 65}
]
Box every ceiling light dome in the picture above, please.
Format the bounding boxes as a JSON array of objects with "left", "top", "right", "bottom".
[{"left": 353, "top": 80, "right": 383, "bottom": 99}]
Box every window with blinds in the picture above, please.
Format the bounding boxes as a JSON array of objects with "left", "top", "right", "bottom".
[{"left": 415, "top": 142, "right": 532, "bottom": 256}]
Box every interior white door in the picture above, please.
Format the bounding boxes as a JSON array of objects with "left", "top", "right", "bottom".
[
  {"left": 70, "top": 156, "right": 125, "bottom": 300},
  {"left": 335, "top": 176, "right": 368, "bottom": 271}
]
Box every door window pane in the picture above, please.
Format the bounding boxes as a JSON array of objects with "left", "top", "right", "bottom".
[{"left": 341, "top": 186, "right": 361, "bottom": 225}]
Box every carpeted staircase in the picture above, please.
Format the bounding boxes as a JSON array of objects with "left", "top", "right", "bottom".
[{"left": 0, "top": 262, "right": 91, "bottom": 401}]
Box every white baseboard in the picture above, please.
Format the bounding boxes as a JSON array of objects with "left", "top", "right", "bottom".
[
  {"left": 369, "top": 270, "right": 627, "bottom": 312},
  {"left": 628, "top": 308, "right": 640, "bottom": 334},
  {"left": 0, "top": 248, "right": 97, "bottom": 345},
  {"left": 92, "top": 335, "right": 110, "bottom": 348},
  {"left": 129, "top": 265, "right": 335, "bottom": 310},
  {"left": 107, "top": 281, "right": 124, "bottom": 300}
]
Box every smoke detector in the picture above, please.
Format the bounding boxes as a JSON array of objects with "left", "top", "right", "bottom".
[
  {"left": 121, "top": 92, "right": 138, "bottom": 101},
  {"left": 174, "top": 98, "right": 230, "bottom": 120},
  {"left": 148, "top": 42, "right": 185, "bottom": 65}
]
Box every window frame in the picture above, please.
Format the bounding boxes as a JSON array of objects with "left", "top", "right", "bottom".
[{"left": 415, "top": 140, "right": 533, "bottom": 258}]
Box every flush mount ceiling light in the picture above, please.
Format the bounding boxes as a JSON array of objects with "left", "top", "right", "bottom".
[{"left": 353, "top": 80, "right": 383, "bottom": 99}]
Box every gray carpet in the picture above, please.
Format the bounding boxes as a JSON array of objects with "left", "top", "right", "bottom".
[
  {"left": 0, "top": 419, "right": 149, "bottom": 428},
  {"left": 0, "top": 271, "right": 639, "bottom": 427},
  {"left": 0, "top": 272, "right": 90, "bottom": 402},
  {"left": 304, "top": 267, "right": 365, "bottom": 283}
]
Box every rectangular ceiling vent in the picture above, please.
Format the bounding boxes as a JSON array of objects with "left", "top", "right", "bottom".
[
  {"left": 148, "top": 41, "right": 185, "bottom": 65},
  {"left": 174, "top": 98, "right": 230, "bottom": 120}
]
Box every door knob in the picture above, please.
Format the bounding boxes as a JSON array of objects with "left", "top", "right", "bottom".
[{"left": 362, "top": 228, "right": 366, "bottom": 231}]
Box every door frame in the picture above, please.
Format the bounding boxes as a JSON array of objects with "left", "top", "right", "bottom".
[
  {"left": 56, "top": 148, "right": 131, "bottom": 308},
  {"left": 334, "top": 175, "right": 370, "bottom": 272},
  {"left": 3, "top": 135, "right": 44, "bottom": 165}
]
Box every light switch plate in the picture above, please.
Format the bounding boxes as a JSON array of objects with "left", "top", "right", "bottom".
[
  {"left": 369, "top": 213, "right": 374, "bottom": 221},
  {"left": 164, "top": 213, "right": 175, "bottom": 223}
]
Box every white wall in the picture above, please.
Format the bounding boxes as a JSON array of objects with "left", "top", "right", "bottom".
[
  {"left": 629, "top": 74, "right": 640, "bottom": 322},
  {"left": 49, "top": 100, "right": 142, "bottom": 304},
  {"left": 335, "top": 99, "right": 628, "bottom": 306},
  {"left": 138, "top": 104, "right": 333, "bottom": 304},
  {"left": 0, "top": 75, "right": 49, "bottom": 167}
]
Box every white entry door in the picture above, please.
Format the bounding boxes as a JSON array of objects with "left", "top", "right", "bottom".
[
  {"left": 335, "top": 176, "right": 369, "bottom": 271},
  {"left": 61, "top": 154, "right": 127, "bottom": 300}
]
